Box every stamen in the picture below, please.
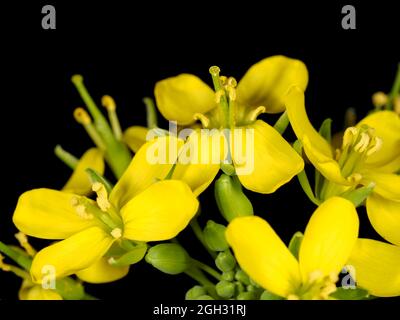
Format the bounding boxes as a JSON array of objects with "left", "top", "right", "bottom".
[
  {"left": 71, "top": 197, "right": 94, "bottom": 220},
  {"left": 215, "top": 90, "right": 226, "bottom": 104},
  {"left": 372, "top": 91, "right": 388, "bottom": 109},
  {"left": 354, "top": 132, "right": 370, "bottom": 153},
  {"left": 227, "top": 77, "right": 237, "bottom": 88},
  {"left": 74, "top": 107, "right": 92, "bottom": 125},
  {"left": 111, "top": 228, "right": 122, "bottom": 239},
  {"left": 14, "top": 232, "right": 36, "bottom": 257},
  {"left": 219, "top": 76, "right": 228, "bottom": 86},
  {"left": 247, "top": 106, "right": 266, "bottom": 122},
  {"left": 108, "top": 257, "right": 116, "bottom": 265},
  {"left": 193, "top": 113, "right": 210, "bottom": 128},
  {"left": 366, "top": 136, "right": 383, "bottom": 156},
  {"left": 335, "top": 149, "right": 341, "bottom": 161},
  {"left": 227, "top": 86, "right": 236, "bottom": 101},
  {"left": 342, "top": 127, "right": 358, "bottom": 148},
  {"left": 92, "top": 182, "right": 111, "bottom": 212},
  {"left": 347, "top": 173, "right": 362, "bottom": 184},
  {"left": 0, "top": 254, "right": 11, "bottom": 271},
  {"left": 101, "top": 95, "right": 116, "bottom": 112}
]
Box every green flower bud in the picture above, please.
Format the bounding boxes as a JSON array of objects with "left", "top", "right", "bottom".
[
  {"left": 145, "top": 243, "right": 190, "bottom": 275},
  {"left": 235, "top": 269, "right": 250, "bottom": 286},
  {"left": 216, "top": 280, "right": 236, "bottom": 299},
  {"left": 237, "top": 291, "right": 256, "bottom": 300},
  {"left": 203, "top": 220, "right": 229, "bottom": 252},
  {"left": 215, "top": 250, "right": 236, "bottom": 272},
  {"left": 221, "top": 271, "right": 235, "bottom": 281},
  {"left": 214, "top": 174, "right": 253, "bottom": 222},
  {"left": 246, "top": 284, "right": 257, "bottom": 293},
  {"left": 235, "top": 281, "right": 245, "bottom": 294},
  {"left": 185, "top": 286, "right": 207, "bottom": 300}
]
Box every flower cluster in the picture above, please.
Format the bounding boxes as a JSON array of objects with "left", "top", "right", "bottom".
[{"left": 1, "top": 57, "right": 399, "bottom": 300}]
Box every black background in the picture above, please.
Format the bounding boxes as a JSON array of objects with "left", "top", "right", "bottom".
[{"left": 0, "top": 1, "right": 399, "bottom": 301}]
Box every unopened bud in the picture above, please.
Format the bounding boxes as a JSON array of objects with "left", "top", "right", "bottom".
[
  {"left": 185, "top": 286, "right": 206, "bottom": 300},
  {"left": 203, "top": 220, "right": 229, "bottom": 252},
  {"left": 216, "top": 280, "right": 236, "bottom": 299},
  {"left": 215, "top": 250, "right": 236, "bottom": 272},
  {"left": 145, "top": 243, "right": 190, "bottom": 275}
]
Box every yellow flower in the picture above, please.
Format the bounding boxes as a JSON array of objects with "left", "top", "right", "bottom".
[
  {"left": 13, "top": 136, "right": 199, "bottom": 284},
  {"left": 19, "top": 279, "right": 62, "bottom": 300},
  {"left": 62, "top": 148, "right": 105, "bottom": 195},
  {"left": 285, "top": 86, "right": 400, "bottom": 246},
  {"left": 226, "top": 197, "right": 359, "bottom": 299},
  {"left": 125, "top": 56, "right": 307, "bottom": 194}
]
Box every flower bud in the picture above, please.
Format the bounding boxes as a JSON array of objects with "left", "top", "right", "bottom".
[
  {"left": 214, "top": 174, "right": 254, "bottom": 222},
  {"left": 216, "top": 280, "right": 236, "bottom": 298},
  {"left": 203, "top": 220, "right": 228, "bottom": 252},
  {"left": 215, "top": 250, "right": 236, "bottom": 272},
  {"left": 235, "top": 269, "right": 250, "bottom": 285},
  {"left": 237, "top": 292, "right": 256, "bottom": 300},
  {"left": 145, "top": 243, "right": 190, "bottom": 275},
  {"left": 221, "top": 270, "right": 235, "bottom": 281},
  {"left": 185, "top": 286, "right": 206, "bottom": 300}
]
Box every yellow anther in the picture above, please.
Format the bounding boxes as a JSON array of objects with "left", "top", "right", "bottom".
[
  {"left": 342, "top": 127, "right": 358, "bottom": 148},
  {"left": 347, "top": 173, "right": 363, "bottom": 183},
  {"left": 335, "top": 149, "right": 341, "bottom": 161},
  {"left": 248, "top": 106, "right": 266, "bottom": 122},
  {"left": 354, "top": 132, "right": 371, "bottom": 153},
  {"left": 0, "top": 254, "right": 11, "bottom": 271},
  {"left": 70, "top": 197, "right": 80, "bottom": 207},
  {"left": 372, "top": 91, "right": 388, "bottom": 108},
  {"left": 193, "top": 113, "right": 210, "bottom": 128},
  {"left": 75, "top": 205, "right": 93, "bottom": 220},
  {"left": 219, "top": 76, "right": 228, "bottom": 85},
  {"left": 14, "top": 232, "right": 36, "bottom": 257},
  {"left": 74, "top": 107, "right": 92, "bottom": 125},
  {"left": 227, "top": 86, "right": 237, "bottom": 101},
  {"left": 227, "top": 77, "right": 237, "bottom": 88},
  {"left": 366, "top": 136, "right": 383, "bottom": 156},
  {"left": 308, "top": 270, "right": 323, "bottom": 283},
  {"left": 101, "top": 95, "right": 116, "bottom": 111},
  {"left": 108, "top": 257, "right": 117, "bottom": 265},
  {"left": 111, "top": 228, "right": 122, "bottom": 239},
  {"left": 92, "top": 182, "right": 111, "bottom": 212},
  {"left": 215, "top": 89, "right": 225, "bottom": 104},
  {"left": 209, "top": 66, "right": 221, "bottom": 77}
]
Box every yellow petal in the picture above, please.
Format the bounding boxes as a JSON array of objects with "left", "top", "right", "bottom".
[
  {"left": 237, "top": 56, "right": 308, "bottom": 113},
  {"left": 123, "top": 126, "right": 149, "bottom": 153},
  {"left": 348, "top": 239, "right": 400, "bottom": 297},
  {"left": 31, "top": 227, "right": 114, "bottom": 282},
  {"left": 303, "top": 136, "right": 351, "bottom": 185},
  {"left": 13, "top": 189, "right": 97, "bottom": 240},
  {"left": 154, "top": 74, "right": 216, "bottom": 125},
  {"left": 76, "top": 257, "right": 129, "bottom": 284},
  {"left": 62, "top": 148, "right": 105, "bottom": 196},
  {"left": 299, "top": 197, "right": 359, "bottom": 282},
  {"left": 233, "top": 120, "right": 304, "bottom": 193},
  {"left": 173, "top": 130, "right": 220, "bottom": 196},
  {"left": 110, "top": 136, "right": 184, "bottom": 209},
  {"left": 121, "top": 180, "right": 199, "bottom": 242},
  {"left": 366, "top": 193, "right": 400, "bottom": 246},
  {"left": 19, "top": 281, "right": 62, "bottom": 300},
  {"left": 357, "top": 111, "right": 400, "bottom": 172},
  {"left": 361, "top": 170, "right": 400, "bottom": 201},
  {"left": 226, "top": 216, "right": 301, "bottom": 297},
  {"left": 285, "top": 86, "right": 333, "bottom": 158}
]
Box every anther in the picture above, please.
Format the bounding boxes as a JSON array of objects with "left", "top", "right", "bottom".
[
  {"left": 219, "top": 76, "right": 228, "bottom": 85},
  {"left": 227, "top": 77, "right": 237, "bottom": 88},
  {"left": 366, "top": 136, "right": 383, "bottom": 156},
  {"left": 227, "top": 87, "right": 237, "bottom": 101},
  {"left": 248, "top": 106, "right": 266, "bottom": 122},
  {"left": 372, "top": 91, "right": 388, "bottom": 109},
  {"left": 14, "top": 232, "right": 36, "bottom": 257},
  {"left": 347, "top": 173, "right": 363, "bottom": 184},
  {"left": 92, "top": 182, "right": 111, "bottom": 212},
  {"left": 74, "top": 107, "right": 92, "bottom": 125},
  {"left": 0, "top": 254, "right": 11, "bottom": 271},
  {"left": 354, "top": 132, "right": 371, "bottom": 153},
  {"left": 193, "top": 113, "right": 210, "bottom": 128},
  {"left": 342, "top": 127, "right": 358, "bottom": 148},
  {"left": 111, "top": 228, "right": 122, "bottom": 239},
  {"left": 215, "top": 90, "right": 226, "bottom": 104},
  {"left": 101, "top": 95, "right": 116, "bottom": 111}
]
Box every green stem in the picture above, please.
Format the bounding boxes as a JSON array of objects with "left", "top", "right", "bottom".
[
  {"left": 191, "top": 259, "right": 222, "bottom": 281},
  {"left": 386, "top": 63, "right": 400, "bottom": 110},
  {"left": 143, "top": 97, "right": 158, "bottom": 129},
  {"left": 0, "top": 241, "right": 32, "bottom": 271},
  {"left": 190, "top": 218, "right": 217, "bottom": 259},
  {"left": 54, "top": 145, "right": 78, "bottom": 170},
  {"left": 297, "top": 170, "right": 321, "bottom": 206},
  {"left": 273, "top": 111, "right": 290, "bottom": 134},
  {"left": 185, "top": 267, "right": 218, "bottom": 299}
]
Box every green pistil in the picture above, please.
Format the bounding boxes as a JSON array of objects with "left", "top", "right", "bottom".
[{"left": 209, "top": 66, "right": 230, "bottom": 128}]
